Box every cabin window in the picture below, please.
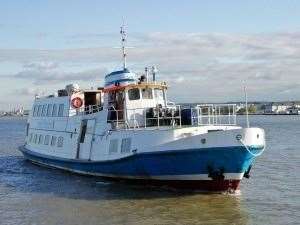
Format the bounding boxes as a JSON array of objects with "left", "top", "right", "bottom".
[
  {"left": 141, "top": 88, "right": 153, "bottom": 99},
  {"left": 121, "top": 138, "right": 131, "bottom": 153},
  {"left": 44, "top": 135, "right": 50, "bottom": 145},
  {"left": 128, "top": 88, "right": 140, "bottom": 100},
  {"left": 57, "top": 136, "right": 64, "bottom": 147},
  {"left": 42, "top": 105, "right": 47, "bottom": 117},
  {"left": 58, "top": 104, "right": 64, "bottom": 117},
  {"left": 109, "top": 139, "right": 118, "bottom": 154},
  {"left": 52, "top": 104, "right": 58, "bottom": 117},
  {"left": 33, "top": 134, "right": 38, "bottom": 143},
  {"left": 50, "top": 136, "right": 57, "bottom": 146},
  {"left": 47, "top": 104, "right": 52, "bottom": 116},
  {"left": 37, "top": 105, "right": 42, "bottom": 117},
  {"left": 26, "top": 123, "right": 29, "bottom": 136},
  {"left": 38, "top": 134, "right": 43, "bottom": 144},
  {"left": 33, "top": 106, "right": 37, "bottom": 117}
]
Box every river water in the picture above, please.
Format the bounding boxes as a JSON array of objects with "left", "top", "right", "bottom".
[{"left": 0, "top": 116, "right": 299, "bottom": 225}]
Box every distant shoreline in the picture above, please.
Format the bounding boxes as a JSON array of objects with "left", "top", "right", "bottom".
[{"left": 237, "top": 113, "right": 299, "bottom": 116}]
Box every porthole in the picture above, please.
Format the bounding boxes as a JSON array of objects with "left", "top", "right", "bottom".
[{"left": 236, "top": 134, "right": 242, "bottom": 141}]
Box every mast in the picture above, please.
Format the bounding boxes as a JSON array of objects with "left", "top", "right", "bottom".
[{"left": 120, "top": 24, "right": 127, "bottom": 70}]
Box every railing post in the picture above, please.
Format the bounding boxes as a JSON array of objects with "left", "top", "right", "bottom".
[
  {"left": 144, "top": 109, "right": 147, "bottom": 128},
  {"left": 157, "top": 108, "right": 160, "bottom": 128},
  {"left": 218, "top": 106, "right": 221, "bottom": 124},
  {"left": 234, "top": 105, "right": 237, "bottom": 125},
  {"left": 208, "top": 107, "right": 211, "bottom": 125},
  {"left": 179, "top": 105, "right": 181, "bottom": 127},
  {"left": 133, "top": 109, "right": 136, "bottom": 129},
  {"left": 116, "top": 109, "right": 119, "bottom": 129}
]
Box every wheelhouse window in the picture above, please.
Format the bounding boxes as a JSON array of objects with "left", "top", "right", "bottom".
[
  {"left": 58, "top": 104, "right": 64, "bottom": 117},
  {"left": 128, "top": 88, "right": 140, "bottom": 100},
  {"left": 141, "top": 88, "right": 153, "bottom": 99},
  {"left": 154, "top": 88, "right": 164, "bottom": 101}
]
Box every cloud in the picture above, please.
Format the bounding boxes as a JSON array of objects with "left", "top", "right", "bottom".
[
  {"left": 23, "top": 61, "right": 59, "bottom": 70},
  {"left": 11, "top": 66, "right": 108, "bottom": 85},
  {"left": 1, "top": 31, "right": 300, "bottom": 107},
  {"left": 15, "top": 87, "right": 40, "bottom": 96}
]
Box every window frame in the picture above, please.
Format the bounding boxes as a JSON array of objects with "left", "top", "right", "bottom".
[
  {"left": 58, "top": 104, "right": 64, "bottom": 117},
  {"left": 141, "top": 88, "right": 153, "bottom": 99},
  {"left": 52, "top": 104, "right": 58, "bottom": 117},
  {"left": 121, "top": 138, "right": 132, "bottom": 153},
  {"left": 46, "top": 104, "right": 53, "bottom": 116},
  {"left": 128, "top": 88, "right": 140, "bottom": 101},
  {"left": 50, "top": 136, "right": 57, "bottom": 146},
  {"left": 109, "top": 139, "right": 118, "bottom": 154},
  {"left": 33, "top": 134, "right": 38, "bottom": 143},
  {"left": 42, "top": 105, "right": 47, "bottom": 117},
  {"left": 38, "top": 134, "right": 43, "bottom": 144},
  {"left": 57, "top": 136, "right": 64, "bottom": 147},
  {"left": 44, "top": 135, "right": 50, "bottom": 145},
  {"left": 33, "top": 106, "right": 37, "bottom": 117},
  {"left": 37, "top": 105, "right": 42, "bottom": 117},
  {"left": 154, "top": 88, "right": 164, "bottom": 100}
]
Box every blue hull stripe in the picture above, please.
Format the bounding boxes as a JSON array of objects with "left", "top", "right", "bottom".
[{"left": 19, "top": 146, "right": 263, "bottom": 179}]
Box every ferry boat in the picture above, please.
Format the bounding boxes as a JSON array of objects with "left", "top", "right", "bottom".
[{"left": 19, "top": 26, "right": 265, "bottom": 192}]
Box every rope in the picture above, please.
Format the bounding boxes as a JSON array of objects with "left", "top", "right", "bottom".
[{"left": 239, "top": 139, "right": 265, "bottom": 157}]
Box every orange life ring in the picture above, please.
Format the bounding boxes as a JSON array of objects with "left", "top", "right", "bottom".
[{"left": 71, "top": 97, "right": 83, "bottom": 108}]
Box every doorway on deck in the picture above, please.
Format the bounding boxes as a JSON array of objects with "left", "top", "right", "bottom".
[{"left": 84, "top": 90, "right": 103, "bottom": 114}]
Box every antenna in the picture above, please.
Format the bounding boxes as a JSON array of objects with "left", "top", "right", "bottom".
[
  {"left": 145, "top": 67, "right": 148, "bottom": 82},
  {"left": 244, "top": 85, "right": 250, "bottom": 128},
  {"left": 120, "top": 23, "right": 127, "bottom": 70},
  {"left": 151, "top": 66, "right": 158, "bottom": 82}
]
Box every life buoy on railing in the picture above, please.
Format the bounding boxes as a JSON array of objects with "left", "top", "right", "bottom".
[{"left": 71, "top": 97, "right": 83, "bottom": 108}]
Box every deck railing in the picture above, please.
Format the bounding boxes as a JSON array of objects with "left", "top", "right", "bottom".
[
  {"left": 107, "top": 105, "right": 182, "bottom": 129},
  {"left": 69, "top": 103, "right": 237, "bottom": 129},
  {"left": 192, "top": 104, "right": 237, "bottom": 126}
]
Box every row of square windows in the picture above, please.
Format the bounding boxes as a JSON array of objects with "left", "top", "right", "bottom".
[
  {"left": 109, "top": 138, "right": 132, "bottom": 154},
  {"left": 32, "top": 104, "right": 65, "bottom": 117},
  {"left": 28, "top": 133, "right": 64, "bottom": 148}
]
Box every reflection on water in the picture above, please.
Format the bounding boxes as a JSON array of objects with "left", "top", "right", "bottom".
[
  {"left": 0, "top": 116, "right": 299, "bottom": 225},
  {"left": 0, "top": 156, "right": 247, "bottom": 225}
]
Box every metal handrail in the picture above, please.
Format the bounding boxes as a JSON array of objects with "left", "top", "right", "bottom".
[
  {"left": 107, "top": 105, "right": 182, "bottom": 130},
  {"left": 193, "top": 104, "right": 237, "bottom": 126},
  {"left": 69, "top": 103, "right": 236, "bottom": 129}
]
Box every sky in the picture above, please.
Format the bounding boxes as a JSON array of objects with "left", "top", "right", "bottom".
[{"left": 0, "top": 0, "right": 300, "bottom": 110}]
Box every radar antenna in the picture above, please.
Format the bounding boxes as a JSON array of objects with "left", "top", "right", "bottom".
[{"left": 120, "top": 24, "right": 127, "bottom": 69}]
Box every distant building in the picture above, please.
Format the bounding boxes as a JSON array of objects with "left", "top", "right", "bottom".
[
  {"left": 286, "top": 106, "right": 300, "bottom": 115},
  {"left": 264, "top": 103, "right": 290, "bottom": 114}
]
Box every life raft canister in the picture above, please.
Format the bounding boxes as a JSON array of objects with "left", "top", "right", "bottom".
[{"left": 71, "top": 97, "right": 83, "bottom": 108}]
